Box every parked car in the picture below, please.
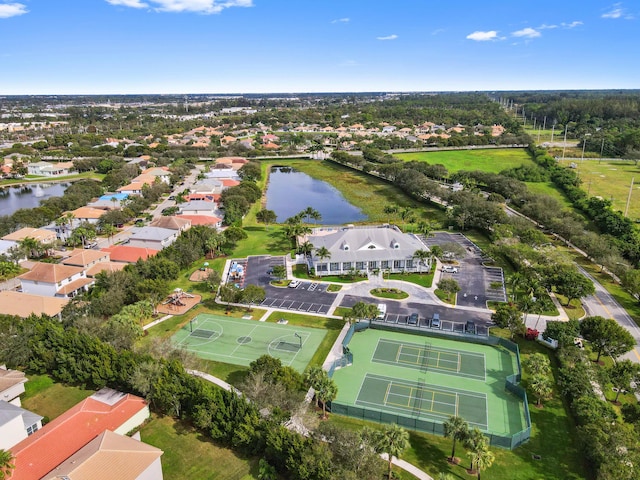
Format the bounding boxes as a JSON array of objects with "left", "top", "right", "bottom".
[
  {"left": 430, "top": 313, "right": 441, "bottom": 328},
  {"left": 288, "top": 279, "right": 301, "bottom": 288},
  {"left": 465, "top": 321, "right": 476, "bottom": 334},
  {"left": 84, "top": 242, "right": 98, "bottom": 249},
  {"left": 442, "top": 265, "right": 459, "bottom": 273},
  {"left": 408, "top": 313, "right": 419, "bottom": 325}
]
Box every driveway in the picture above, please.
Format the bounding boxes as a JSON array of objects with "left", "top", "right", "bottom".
[
  {"left": 242, "top": 255, "right": 336, "bottom": 315},
  {"left": 421, "top": 232, "right": 506, "bottom": 308}
]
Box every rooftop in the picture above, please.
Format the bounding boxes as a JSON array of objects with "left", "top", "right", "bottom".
[
  {"left": 101, "top": 245, "right": 159, "bottom": 263},
  {"left": 0, "top": 291, "right": 68, "bottom": 318},
  {"left": 18, "top": 262, "right": 84, "bottom": 284},
  {"left": 10, "top": 388, "right": 148, "bottom": 480}
]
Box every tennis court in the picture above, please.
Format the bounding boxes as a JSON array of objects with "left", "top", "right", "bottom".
[
  {"left": 372, "top": 338, "right": 486, "bottom": 381},
  {"left": 331, "top": 328, "right": 527, "bottom": 438},
  {"left": 356, "top": 373, "right": 488, "bottom": 429},
  {"left": 172, "top": 314, "right": 327, "bottom": 372}
]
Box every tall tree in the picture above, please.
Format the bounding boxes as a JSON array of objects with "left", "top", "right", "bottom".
[
  {"left": 463, "top": 428, "right": 487, "bottom": 471},
  {"left": 469, "top": 446, "right": 495, "bottom": 480},
  {"left": 304, "top": 365, "right": 325, "bottom": 408},
  {"left": 491, "top": 302, "right": 525, "bottom": 339},
  {"left": 529, "top": 374, "right": 553, "bottom": 407},
  {"left": 443, "top": 415, "right": 469, "bottom": 462},
  {"left": 608, "top": 360, "right": 640, "bottom": 403},
  {"left": 315, "top": 372, "right": 338, "bottom": 419},
  {"left": 522, "top": 353, "right": 551, "bottom": 377},
  {"left": 377, "top": 424, "right": 410, "bottom": 479},
  {"left": 256, "top": 209, "right": 277, "bottom": 230},
  {"left": 413, "top": 249, "right": 431, "bottom": 273},
  {"left": 241, "top": 284, "right": 266, "bottom": 311},
  {"left": 315, "top": 246, "right": 331, "bottom": 264},
  {"left": 437, "top": 278, "right": 461, "bottom": 302},
  {"left": 553, "top": 269, "right": 595, "bottom": 306},
  {"left": 580, "top": 316, "right": 636, "bottom": 362}
]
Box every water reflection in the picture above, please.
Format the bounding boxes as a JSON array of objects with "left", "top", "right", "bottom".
[
  {"left": 0, "top": 183, "right": 69, "bottom": 216},
  {"left": 265, "top": 167, "right": 366, "bottom": 224}
]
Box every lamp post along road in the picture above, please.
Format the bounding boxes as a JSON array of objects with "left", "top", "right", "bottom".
[{"left": 581, "top": 133, "right": 591, "bottom": 162}]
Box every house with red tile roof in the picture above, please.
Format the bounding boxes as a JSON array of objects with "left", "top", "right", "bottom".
[
  {"left": 61, "top": 249, "right": 110, "bottom": 269},
  {"left": 9, "top": 388, "right": 151, "bottom": 480},
  {"left": 220, "top": 179, "right": 240, "bottom": 188},
  {"left": 178, "top": 215, "right": 222, "bottom": 228},
  {"left": 17, "top": 263, "right": 93, "bottom": 298},
  {"left": 41, "top": 430, "right": 163, "bottom": 480},
  {"left": 101, "top": 245, "right": 159, "bottom": 264},
  {"left": 0, "top": 291, "right": 68, "bottom": 320}
]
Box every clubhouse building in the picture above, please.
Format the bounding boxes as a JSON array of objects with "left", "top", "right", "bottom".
[{"left": 304, "top": 225, "right": 431, "bottom": 277}]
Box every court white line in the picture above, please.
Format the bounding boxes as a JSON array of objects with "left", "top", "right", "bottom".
[{"left": 365, "top": 373, "right": 488, "bottom": 399}]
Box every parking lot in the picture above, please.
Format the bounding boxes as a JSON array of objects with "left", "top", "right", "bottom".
[
  {"left": 421, "top": 232, "right": 506, "bottom": 307},
  {"left": 339, "top": 294, "right": 492, "bottom": 333},
  {"left": 241, "top": 256, "right": 336, "bottom": 315}
]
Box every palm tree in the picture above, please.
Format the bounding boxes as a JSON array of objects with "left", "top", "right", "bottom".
[
  {"left": 298, "top": 241, "right": 314, "bottom": 257},
  {"left": 315, "top": 374, "right": 338, "bottom": 419},
  {"left": 530, "top": 374, "right": 553, "bottom": 407},
  {"left": 508, "top": 272, "right": 525, "bottom": 301},
  {"left": 0, "top": 449, "right": 15, "bottom": 480},
  {"left": 443, "top": 415, "right": 469, "bottom": 462},
  {"left": 469, "top": 446, "right": 495, "bottom": 480},
  {"left": 18, "top": 236, "right": 42, "bottom": 259},
  {"left": 309, "top": 210, "right": 322, "bottom": 224},
  {"left": 101, "top": 223, "right": 117, "bottom": 244},
  {"left": 463, "top": 428, "right": 488, "bottom": 472},
  {"left": 315, "top": 246, "right": 331, "bottom": 262},
  {"left": 304, "top": 365, "right": 325, "bottom": 408},
  {"left": 301, "top": 206, "right": 320, "bottom": 224},
  {"left": 378, "top": 423, "right": 410, "bottom": 478},
  {"left": 413, "top": 249, "right": 431, "bottom": 273}
]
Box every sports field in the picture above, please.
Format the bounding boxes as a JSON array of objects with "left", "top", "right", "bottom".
[
  {"left": 331, "top": 328, "right": 527, "bottom": 437},
  {"left": 172, "top": 314, "right": 327, "bottom": 372}
]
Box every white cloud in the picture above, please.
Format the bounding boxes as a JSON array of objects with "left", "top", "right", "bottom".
[
  {"left": 331, "top": 17, "right": 349, "bottom": 24},
  {"left": 105, "top": 0, "right": 253, "bottom": 14},
  {"left": 538, "top": 24, "right": 558, "bottom": 30},
  {"left": 107, "top": 0, "right": 148, "bottom": 7},
  {"left": 466, "top": 30, "right": 498, "bottom": 41},
  {"left": 376, "top": 34, "right": 398, "bottom": 41},
  {"left": 561, "top": 20, "right": 583, "bottom": 28},
  {"left": 602, "top": 3, "right": 624, "bottom": 18},
  {"left": 0, "top": 3, "right": 28, "bottom": 18},
  {"left": 512, "top": 27, "right": 541, "bottom": 38},
  {"left": 431, "top": 28, "right": 445, "bottom": 35}
]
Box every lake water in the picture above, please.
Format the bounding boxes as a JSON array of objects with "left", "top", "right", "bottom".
[
  {"left": 265, "top": 167, "right": 366, "bottom": 224},
  {"left": 0, "top": 182, "right": 69, "bottom": 216}
]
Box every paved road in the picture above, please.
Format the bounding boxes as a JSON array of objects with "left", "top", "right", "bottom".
[{"left": 578, "top": 266, "right": 640, "bottom": 363}]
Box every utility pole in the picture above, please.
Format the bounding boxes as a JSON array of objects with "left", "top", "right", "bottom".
[
  {"left": 624, "top": 177, "right": 635, "bottom": 217},
  {"left": 562, "top": 124, "right": 568, "bottom": 162},
  {"left": 599, "top": 137, "right": 605, "bottom": 164}
]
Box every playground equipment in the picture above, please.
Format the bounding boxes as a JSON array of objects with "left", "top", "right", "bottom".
[
  {"left": 229, "top": 261, "right": 244, "bottom": 280},
  {"left": 163, "top": 288, "right": 195, "bottom": 309}
]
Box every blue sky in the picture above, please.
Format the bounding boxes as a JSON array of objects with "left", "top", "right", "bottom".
[{"left": 0, "top": 0, "right": 637, "bottom": 94}]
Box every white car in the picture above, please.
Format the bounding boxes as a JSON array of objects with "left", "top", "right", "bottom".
[
  {"left": 288, "top": 280, "right": 301, "bottom": 288},
  {"left": 442, "top": 265, "right": 459, "bottom": 274}
]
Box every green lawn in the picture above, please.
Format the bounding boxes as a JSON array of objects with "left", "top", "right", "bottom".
[
  {"left": 370, "top": 287, "right": 409, "bottom": 300},
  {"left": 22, "top": 374, "right": 95, "bottom": 421},
  {"left": 557, "top": 158, "right": 640, "bottom": 220},
  {"left": 395, "top": 148, "right": 536, "bottom": 174},
  {"left": 387, "top": 270, "right": 435, "bottom": 288},
  {"left": 524, "top": 181, "right": 574, "bottom": 209},
  {"left": 141, "top": 415, "right": 260, "bottom": 480}
]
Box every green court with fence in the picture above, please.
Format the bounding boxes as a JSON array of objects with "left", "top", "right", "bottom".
[
  {"left": 330, "top": 327, "right": 528, "bottom": 447},
  {"left": 172, "top": 314, "right": 327, "bottom": 372}
]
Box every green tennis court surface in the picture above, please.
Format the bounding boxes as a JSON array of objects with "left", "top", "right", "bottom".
[
  {"left": 332, "top": 328, "right": 527, "bottom": 438},
  {"left": 372, "top": 338, "right": 486, "bottom": 381},
  {"left": 172, "top": 314, "right": 327, "bottom": 372},
  {"left": 357, "top": 373, "right": 488, "bottom": 429}
]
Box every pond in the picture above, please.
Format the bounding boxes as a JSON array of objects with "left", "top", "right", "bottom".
[
  {"left": 0, "top": 182, "right": 69, "bottom": 216},
  {"left": 265, "top": 166, "right": 366, "bottom": 224}
]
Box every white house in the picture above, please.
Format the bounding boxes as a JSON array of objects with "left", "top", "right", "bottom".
[
  {"left": 27, "top": 161, "right": 75, "bottom": 177},
  {"left": 0, "top": 401, "right": 43, "bottom": 450},
  {"left": 0, "top": 239, "right": 21, "bottom": 261},
  {"left": 17, "top": 262, "right": 93, "bottom": 298},
  {"left": 305, "top": 225, "right": 431, "bottom": 277},
  {"left": 127, "top": 226, "right": 180, "bottom": 250},
  {"left": 0, "top": 366, "right": 27, "bottom": 406},
  {"left": 179, "top": 200, "right": 219, "bottom": 217}
]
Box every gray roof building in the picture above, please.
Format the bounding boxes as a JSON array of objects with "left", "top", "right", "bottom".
[{"left": 305, "top": 225, "right": 431, "bottom": 276}]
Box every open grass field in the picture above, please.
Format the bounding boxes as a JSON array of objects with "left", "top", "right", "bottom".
[
  {"left": 395, "top": 148, "right": 536, "bottom": 174},
  {"left": 331, "top": 328, "right": 527, "bottom": 441},
  {"left": 21, "top": 374, "right": 95, "bottom": 420},
  {"left": 140, "top": 416, "right": 259, "bottom": 480},
  {"left": 557, "top": 158, "right": 640, "bottom": 221},
  {"left": 524, "top": 181, "right": 574, "bottom": 208}
]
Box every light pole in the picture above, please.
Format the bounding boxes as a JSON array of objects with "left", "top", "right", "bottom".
[{"left": 581, "top": 133, "right": 591, "bottom": 162}]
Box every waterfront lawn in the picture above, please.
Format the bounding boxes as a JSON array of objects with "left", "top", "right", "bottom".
[
  {"left": 395, "top": 148, "right": 536, "bottom": 174},
  {"left": 141, "top": 415, "right": 259, "bottom": 480}
]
